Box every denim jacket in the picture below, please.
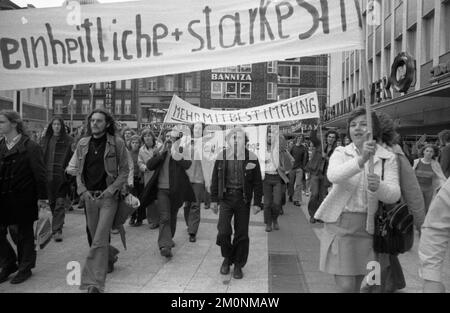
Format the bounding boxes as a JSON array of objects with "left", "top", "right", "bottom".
[{"left": 74, "top": 134, "right": 129, "bottom": 196}]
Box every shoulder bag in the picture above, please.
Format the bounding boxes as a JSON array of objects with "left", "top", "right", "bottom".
[{"left": 373, "top": 159, "right": 414, "bottom": 255}]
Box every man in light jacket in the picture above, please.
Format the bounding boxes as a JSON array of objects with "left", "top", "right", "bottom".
[
  {"left": 419, "top": 177, "right": 450, "bottom": 293},
  {"left": 74, "top": 109, "right": 129, "bottom": 293}
]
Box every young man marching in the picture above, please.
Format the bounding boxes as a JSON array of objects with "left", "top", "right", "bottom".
[
  {"left": 210, "top": 127, "right": 263, "bottom": 280},
  {"left": 74, "top": 109, "right": 129, "bottom": 293}
]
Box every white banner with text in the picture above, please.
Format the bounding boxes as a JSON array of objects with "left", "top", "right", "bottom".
[
  {"left": 0, "top": 0, "right": 363, "bottom": 90},
  {"left": 164, "top": 93, "right": 320, "bottom": 125}
]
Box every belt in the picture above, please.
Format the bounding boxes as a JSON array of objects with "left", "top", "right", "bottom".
[
  {"left": 89, "top": 190, "right": 104, "bottom": 198},
  {"left": 225, "top": 188, "right": 243, "bottom": 194}
]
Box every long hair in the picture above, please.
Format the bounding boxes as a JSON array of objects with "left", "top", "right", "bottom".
[
  {"left": 0, "top": 110, "right": 29, "bottom": 136},
  {"left": 85, "top": 109, "right": 116, "bottom": 137},
  {"left": 140, "top": 128, "right": 156, "bottom": 148},
  {"left": 43, "top": 116, "right": 67, "bottom": 140},
  {"left": 376, "top": 112, "right": 398, "bottom": 147}
]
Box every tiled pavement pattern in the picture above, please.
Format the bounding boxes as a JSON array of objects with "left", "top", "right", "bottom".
[{"left": 0, "top": 196, "right": 449, "bottom": 293}]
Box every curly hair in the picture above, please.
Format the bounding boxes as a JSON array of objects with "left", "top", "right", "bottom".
[
  {"left": 439, "top": 129, "right": 450, "bottom": 145},
  {"left": 121, "top": 127, "right": 136, "bottom": 140},
  {"left": 85, "top": 109, "right": 117, "bottom": 136},
  {"left": 376, "top": 112, "right": 398, "bottom": 146}
]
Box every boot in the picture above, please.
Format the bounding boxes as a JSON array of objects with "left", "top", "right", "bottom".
[
  {"left": 233, "top": 265, "right": 243, "bottom": 279},
  {"left": 273, "top": 220, "right": 280, "bottom": 230},
  {"left": 220, "top": 258, "right": 231, "bottom": 275}
]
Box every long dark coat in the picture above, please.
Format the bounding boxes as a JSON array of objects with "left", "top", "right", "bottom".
[
  {"left": 0, "top": 135, "right": 47, "bottom": 226},
  {"left": 140, "top": 150, "right": 195, "bottom": 210},
  {"left": 40, "top": 133, "right": 74, "bottom": 197}
]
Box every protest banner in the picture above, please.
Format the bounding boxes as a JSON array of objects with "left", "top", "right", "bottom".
[
  {"left": 0, "top": 0, "right": 363, "bottom": 90},
  {"left": 164, "top": 93, "right": 320, "bottom": 125}
]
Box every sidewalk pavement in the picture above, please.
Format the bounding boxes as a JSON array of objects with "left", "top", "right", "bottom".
[
  {"left": 0, "top": 197, "right": 449, "bottom": 293},
  {"left": 0, "top": 205, "right": 268, "bottom": 293}
]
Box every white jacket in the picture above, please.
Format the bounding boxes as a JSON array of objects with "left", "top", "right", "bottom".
[
  {"left": 419, "top": 177, "right": 450, "bottom": 282},
  {"left": 138, "top": 145, "right": 156, "bottom": 185},
  {"left": 314, "top": 143, "right": 401, "bottom": 235}
]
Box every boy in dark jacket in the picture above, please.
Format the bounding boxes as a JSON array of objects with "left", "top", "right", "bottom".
[{"left": 210, "top": 127, "right": 263, "bottom": 280}]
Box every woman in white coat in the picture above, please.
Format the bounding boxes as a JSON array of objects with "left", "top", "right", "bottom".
[{"left": 315, "top": 107, "right": 401, "bottom": 293}]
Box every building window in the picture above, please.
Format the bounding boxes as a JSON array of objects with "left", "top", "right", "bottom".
[
  {"left": 69, "top": 99, "right": 77, "bottom": 114},
  {"left": 240, "top": 83, "right": 251, "bottom": 99},
  {"left": 165, "top": 76, "right": 174, "bottom": 91},
  {"left": 239, "top": 64, "right": 251, "bottom": 72},
  {"left": 211, "top": 82, "right": 252, "bottom": 99},
  {"left": 278, "top": 65, "right": 300, "bottom": 84},
  {"left": 267, "top": 61, "right": 277, "bottom": 73},
  {"left": 395, "top": 38, "right": 402, "bottom": 57},
  {"left": 95, "top": 99, "right": 104, "bottom": 109},
  {"left": 225, "top": 83, "right": 237, "bottom": 98},
  {"left": 115, "top": 100, "right": 122, "bottom": 115},
  {"left": 115, "top": 81, "right": 122, "bottom": 90},
  {"left": 95, "top": 82, "right": 102, "bottom": 89},
  {"left": 277, "top": 87, "right": 301, "bottom": 100},
  {"left": 148, "top": 78, "right": 157, "bottom": 91},
  {"left": 384, "top": 0, "right": 391, "bottom": 17},
  {"left": 54, "top": 99, "right": 63, "bottom": 114},
  {"left": 442, "top": 3, "right": 450, "bottom": 54},
  {"left": 407, "top": 27, "right": 416, "bottom": 59},
  {"left": 82, "top": 99, "right": 90, "bottom": 114},
  {"left": 105, "top": 101, "right": 112, "bottom": 113},
  {"left": 267, "top": 82, "right": 277, "bottom": 100},
  {"left": 278, "top": 88, "right": 290, "bottom": 100},
  {"left": 124, "top": 100, "right": 131, "bottom": 115},
  {"left": 185, "top": 77, "right": 193, "bottom": 92},
  {"left": 212, "top": 64, "right": 252, "bottom": 73},
  {"left": 422, "top": 14, "right": 434, "bottom": 64},
  {"left": 125, "top": 80, "right": 132, "bottom": 89},
  {"left": 211, "top": 82, "right": 223, "bottom": 98},
  {"left": 384, "top": 47, "right": 391, "bottom": 77}
]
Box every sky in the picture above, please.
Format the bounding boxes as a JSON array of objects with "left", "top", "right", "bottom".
[{"left": 12, "top": 0, "right": 138, "bottom": 8}]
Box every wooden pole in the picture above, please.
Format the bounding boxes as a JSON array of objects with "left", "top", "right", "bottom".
[
  {"left": 318, "top": 117, "right": 325, "bottom": 156},
  {"left": 68, "top": 85, "right": 75, "bottom": 133},
  {"left": 361, "top": 26, "right": 374, "bottom": 174}
]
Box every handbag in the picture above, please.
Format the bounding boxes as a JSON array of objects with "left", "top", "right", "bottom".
[
  {"left": 373, "top": 159, "right": 414, "bottom": 254},
  {"left": 34, "top": 206, "right": 53, "bottom": 250},
  {"left": 113, "top": 192, "right": 140, "bottom": 228}
]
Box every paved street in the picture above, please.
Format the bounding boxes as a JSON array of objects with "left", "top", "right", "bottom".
[{"left": 0, "top": 196, "right": 449, "bottom": 293}]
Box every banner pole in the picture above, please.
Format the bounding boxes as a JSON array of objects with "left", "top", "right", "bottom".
[
  {"left": 68, "top": 85, "right": 75, "bottom": 133},
  {"left": 361, "top": 30, "right": 374, "bottom": 174},
  {"left": 318, "top": 115, "right": 324, "bottom": 156}
]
